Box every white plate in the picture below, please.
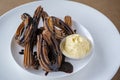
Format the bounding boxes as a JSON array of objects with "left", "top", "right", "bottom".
[{"left": 0, "top": 0, "right": 120, "bottom": 80}]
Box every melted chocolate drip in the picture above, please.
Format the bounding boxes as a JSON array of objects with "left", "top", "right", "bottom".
[
  {"left": 32, "top": 51, "right": 40, "bottom": 70},
  {"left": 74, "top": 29, "right": 77, "bottom": 33},
  {"left": 36, "top": 27, "right": 44, "bottom": 35},
  {"left": 59, "top": 55, "right": 73, "bottom": 73},
  {"left": 19, "top": 49, "right": 24, "bottom": 55},
  {"left": 45, "top": 72, "right": 49, "bottom": 76},
  {"left": 59, "top": 62, "right": 73, "bottom": 73}
]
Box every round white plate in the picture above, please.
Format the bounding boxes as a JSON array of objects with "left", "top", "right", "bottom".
[{"left": 0, "top": 0, "right": 120, "bottom": 80}]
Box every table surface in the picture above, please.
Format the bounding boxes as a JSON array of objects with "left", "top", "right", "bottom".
[{"left": 0, "top": 0, "right": 120, "bottom": 80}]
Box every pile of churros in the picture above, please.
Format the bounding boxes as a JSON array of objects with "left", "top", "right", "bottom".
[{"left": 15, "top": 6, "right": 76, "bottom": 75}]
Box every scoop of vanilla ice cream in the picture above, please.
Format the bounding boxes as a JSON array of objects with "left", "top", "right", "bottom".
[{"left": 62, "top": 34, "right": 91, "bottom": 59}]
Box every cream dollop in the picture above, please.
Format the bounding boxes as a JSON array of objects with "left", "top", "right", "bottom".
[{"left": 60, "top": 34, "right": 91, "bottom": 59}]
